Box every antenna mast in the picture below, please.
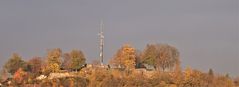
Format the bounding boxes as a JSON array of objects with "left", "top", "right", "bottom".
[{"left": 99, "top": 20, "right": 104, "bottom": 65}]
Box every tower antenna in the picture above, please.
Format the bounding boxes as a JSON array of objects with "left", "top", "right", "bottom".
[{"left": 99, "top": 20, "right": 104, "bottom": 65}]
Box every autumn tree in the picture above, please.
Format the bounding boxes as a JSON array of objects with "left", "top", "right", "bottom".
[
  {"left": 141, "top": 44, "right": 158, "bottom": 66},
  {"left": 13, "top": 68, "right": 28, "bottom": 85},
  {"left": 47, "top": 48, "right": 62, "bottom": 64},
  {"left": 70, "top": 50, "right": 86, "bottom": 71},
  {"left": 156, "top": 44, "right": 180, "bottom": 71},
  {"left": 110, "top": 44, "right": 136, "bottom": 69},
  {"left": 43, "top": 48, "right": 62, "bottom": 74},
  {"left": 28, "top": 57, "right": 43, "bottom": 74},
  {"left": 4, "top": 53, "right": 27, "bottom": 74},
  {"left": 141, "top": 44, "right": 180, "bottom": 71},
  {"left": 214, "top": 75, "right": 235, "bottom": 87},
  {"left": 181, "top": 67, "right": 206, "bottom": 87},
  {"left": 62, "top": 53, "right": 72, "bottom": 70}
]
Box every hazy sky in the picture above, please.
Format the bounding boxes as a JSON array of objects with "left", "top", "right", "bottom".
[{"left": 0, "top": 0, "right": 238, "bottom": 76}]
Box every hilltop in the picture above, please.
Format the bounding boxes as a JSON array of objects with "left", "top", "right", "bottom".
[{"left": 0, "top": 43, "right": 238, "bottom": 87}]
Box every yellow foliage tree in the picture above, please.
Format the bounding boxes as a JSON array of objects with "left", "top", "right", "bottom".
[
  {"left": 44, "top": 48, "right": 62, "bottom": 74},
  {"left": 214, "top": 75, "right": 235, "bottom": 87},
  {"left": 182, "top": 67, "right": 204, "bottom": 87},
  {"left": 110, "top": 44, "right": 136, "bottom": 70},
  {"left": 47, "top": 48, "right": 62, "bottom": 65},
  {"left": 70, "top": 50, "right": 86, "bottom": 71}
]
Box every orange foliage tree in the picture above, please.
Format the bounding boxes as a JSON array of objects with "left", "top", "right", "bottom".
[{"left": 13, "top": 68, "right": 27, "bottom": 84}]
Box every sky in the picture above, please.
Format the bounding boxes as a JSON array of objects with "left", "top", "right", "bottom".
[{"left": 0, "top": 0, "right": 238, "bottom": 76}]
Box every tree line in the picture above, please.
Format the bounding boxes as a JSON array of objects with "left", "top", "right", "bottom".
[{"left": 0, "top": 43, "right": 238, "bottom": 87}]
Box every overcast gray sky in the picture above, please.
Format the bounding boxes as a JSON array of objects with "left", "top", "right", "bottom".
[{"left": 0, "top": 0, "right": 238, "bottom": 76}]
